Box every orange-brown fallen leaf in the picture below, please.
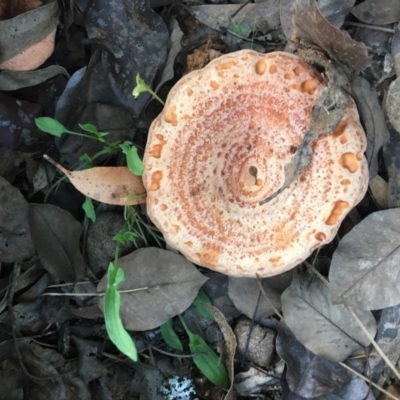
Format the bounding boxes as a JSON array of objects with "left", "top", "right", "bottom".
[{"left": 44, "top": 155, "right": 146, "bottom": 206}]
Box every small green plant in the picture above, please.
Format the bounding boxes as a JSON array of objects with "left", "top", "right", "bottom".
[
  {"left": 36, "top": 117, "right": 167, "bottom": 363},
  {"left": 35, "top": 117, "right": 145, "bottom": 221},
  {"left": 104, "top": 262, "right": 137, "bottom": 361},
  {"left": 179, "top": 316, "right": 229, "bottom": 389},
  {"left": 132, "top": 73, "right": 165, "bottom": 105},
  {"left": 160, "top": 292, "right": 228, "bottom": 389},
  {"left": 35, "top": 117, "right": 144, "bottom": 177},
  {"left": 160, "top": 319, "right": 183, "bottom": 351}
]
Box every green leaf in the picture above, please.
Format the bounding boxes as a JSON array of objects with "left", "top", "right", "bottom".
[
  {"left": 160, "top": 319, "right": 183, "bottom": 351},
  {"left": 132, "top": 73, "right": 165, "bottom": 105},
  {"left": 179, "top": 316, "right": 229, "bottom": 389},
  {"left": 82, "top": 196, "right": 96, "bottom": 222},
  {"left": 229, "top": 23, "right": 251, "bottom": 37},
  {"left": 79, "top": 123, "right": 109, "bottom": 141},
  {"left": 79, "top": 153, "right": 94, "bottom": 168},
  {"left": 120, "top": 144, "right": 144, "bottom": 176},
  {"left": 193, "top": 289, "right": 214, "bottom": 320},
  {"left": 132, "top": 73, "right": 148, "bottom": 99},
  {"left": 104, "top": 262, "right": 138, "bottom": 362},
  {"left": 35, "top": 117, "right": 67, "bottom": 137},
  {"left": 113, "top": 231, "right": 138, "bottom": 245}
]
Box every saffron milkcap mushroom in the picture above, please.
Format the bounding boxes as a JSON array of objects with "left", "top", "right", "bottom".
[{"left": 143, "top": 50, "right": 368, "bottom": 278}]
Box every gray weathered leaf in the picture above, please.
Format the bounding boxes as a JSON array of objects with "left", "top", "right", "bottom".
[
  {"left": 351, "top": 75, "right": 390, "bottom": 178},
  {"left": 0, "top": 66, "right": 69, "bottom": 91},
  {"left": 97, "top": 248, "right": 208, "bottom": 331},
  {"left": 29, "top": 204, "right": 86, "bottom": 283},
  {"left": 281, "top": 274, "right": 377, "bottom": 362},
  {"left": 228, "top": 272, "right": 294, "bottom": 322},
  {"left": 292, "top": 0, "right": 371, "bottom": 71},
  {"left": 189, "top": 1, "right": 280, "bottom": 33},
  {"left": 330, "top": 209, "right": 400, "bottom": 310},
  {"left": 155, "top": 18, "right": 183, "bottom": 92},
  {"left": 351, "top": 0, "right": 400, "bottom": 25},
  {"left": 317, "top": 0, "right": 356, "bottom": 27}
]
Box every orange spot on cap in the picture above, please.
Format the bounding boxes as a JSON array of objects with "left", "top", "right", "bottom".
[
  {"left": 315, "top": 232, "right": 326, "bottom": 241},
  {"left": 164, "top": 106, "right": 178, "bottom": 126},
  {"left": 293, "top": 66, "right": 302, "bottom": 75},
  {"left": 149, "top": 171, "right": 163, "bottom": 191},
  {"left": 301, "top": 79, "right": 317, "bottom": 95},
  {"left": 325, "top": 200, "right": 349, "bottom": 226},
  {"left": 255, "top": 59, "right": 267, "bottom": 75},
  {"left": 269, "top": 64, "right": 278, "bottom": 74},
  {"left": 333, "top": 119, "right": 348, "bottom": 137},
  {"left": 210, "top": 81, "right": 219, "bottom": 90},
  {"left": 340, "top": 152, "right": 359, "bottom": 173}
]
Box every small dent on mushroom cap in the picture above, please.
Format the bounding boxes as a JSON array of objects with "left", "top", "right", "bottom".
[
  {"left": 269, "top": 64, "right": 278, "bottom": 73},
  {"left": 210, "top": 81, "right": 219, "bottom": 89},
  {"left": 340, "top": 152, "right": 359, "bottom": 173},
  {"left": 325, "top": 200, "right": 350, "bottom": 225},
  {"left": 215, "top": 60, "right": 238, "bottom": 70}
]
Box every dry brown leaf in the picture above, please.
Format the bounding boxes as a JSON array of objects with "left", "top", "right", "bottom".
[{"left": 44, "top": 155, "right": 146, "bottom": 205}]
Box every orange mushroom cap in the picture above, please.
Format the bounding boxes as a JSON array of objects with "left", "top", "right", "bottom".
[{"left": 143, "top": 50, "right": 368, "bottom": 278}]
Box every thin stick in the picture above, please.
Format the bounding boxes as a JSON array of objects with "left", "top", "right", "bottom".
[
  {"left": 344, "top": 21, "right": 395, "bottom": 33},
  {"left": 347, "top": 308, "right": 400, "bottom": 382},
  {"left": 256, "top": 276, "right": 283, "bottom": 319},
  {"left": 41, "top": 286, "right": 149, "bottom": 297},
  {"left": 339, "top": 362, "right": 400, "bottom": 400}
]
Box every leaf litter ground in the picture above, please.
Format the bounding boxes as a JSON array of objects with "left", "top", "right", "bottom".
[{"left": 1, "top": 0, "right": 400, "bottom": 399}]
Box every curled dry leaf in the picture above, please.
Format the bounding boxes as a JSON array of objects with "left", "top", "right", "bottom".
[
  {"left": 276, "top": 322, "right": 352, "bottom": 398},
  {"left": 44, "top": 155, "right": 146, "bottom": 206},
  {"left": 207, "top": 305, "right": 236, "bottom": 400},
  {"left": 330, "top": 209, "right": 400, "bottom": 310},
  {"left": 280, "top": 0, "right": 356, "bottom": 40},
  {"left": 292, "top": 0, "right": 371, "bottom": 71},
  {"left": 97, "top": 248, "right": 208, "bottom": 331},
  {"left": 281, "top": 274, "right": 377, "bottom": 362},
  {"left": 0, "top": 0, "right": 59, "bottom": 71}
]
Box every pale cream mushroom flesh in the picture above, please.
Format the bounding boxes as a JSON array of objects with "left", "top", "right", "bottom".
[{"left": 143, "top": 50, "right": 368, "bottom": 278}]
